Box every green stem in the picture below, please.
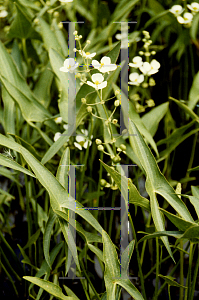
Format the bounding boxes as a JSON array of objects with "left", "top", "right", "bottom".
[
  {"left": 184, "top": 132, "right": 198, "bottom": 190},
  {"left": 168, "top": 285, "right": 171, "bottom": 300},
  {"left": 129, "top": 214, "right": 147, "bottom": 300},
  {"left": 154, "top": 238, "right": 159, "bottom": 300},
  {"left": 108, "top": 190, "right": 117, "bottom": 238},
  {"left": 80, "top": 259, "right": 101, "bottom": 300},
  {"left": 185, "top": 242, "right": 194, "bottom": 300},
  {"left": 179, "top": 240, "right": 184, "bottom": 300},
  {"left": 190, "top": 244, "right": 199, "bottom": 300}
]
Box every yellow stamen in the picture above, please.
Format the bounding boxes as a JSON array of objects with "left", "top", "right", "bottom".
[
  {"left": 95, "top": 81, "right": 99, "bottom": 85},
  {"left": 86, "top": 52, "right": 90, "bottom": 55}
]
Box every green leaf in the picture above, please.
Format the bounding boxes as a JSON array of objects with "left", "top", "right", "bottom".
[
  {"left": 114, "top": 278, "right": 145, "bottom": 300},
  {"left": 23, "top": 277, "right": 75, "bottom": 300},
  {"left": 0, "top": 154, "right": 35, "bottom": 178},
  {"left": 49, "top": 48, "right": 68, "bottom": 123},
  {"left": 138, "top": 231, "right": 183, "bottom": 244},
  {"left": 158, "top": 274, "right": 187, "bottom": 288},
  {"left": 129, "top": 120, "right": 194, "bottom": 261},
  {"left": 192, "top": 186, "right": 199, "bottom": 198},
  {"left": 23, "top": 229, "right": 41, "bottom": 250},
  {"left": 37, "top": 17, "right": 62, "bottom": 53},
  {"left": 160, "top": 208, "right": 195, "bottom": 231},
  {"left": 169, "top": 97, "right": 199, "bottom": 123},
  {"left": 141, "top": 102, "right": 169, "bottom": 137},
  {"left": 188, "top": 71, "right": 199, "bottom": 110},
  {"left": 190, "top": 13, "right": 199, "bottom": 41},
  {"left": 88, "top": 244, "right": 103, "bottom": 262},
  {"left": 188, "top": 196, "right": 199, "bottom": 219},
  {"left": 7, "top": 3, "right": 36, "bottom": 39},
  {"left": 121, "top": 240, "right": 135, "bottom": 274},
  {"left": 129, "top": 101, "right": 159, "bottom": 156},
  {"left": 179, "top": 225, "right": 199, "bottom": 243},
  {"left": 63, "top": 285, "right": 80, "bottom": 300},
  {"left": 99, "top": 160, "right": 150, "bottom": 211},
  {"left": 43, "top": 209, "right": 57, "bottom": 269}
]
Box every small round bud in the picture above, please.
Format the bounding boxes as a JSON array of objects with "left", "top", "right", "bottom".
[
  {"left": 146, "top": 99, "right": 155, "bottom": 107},
  {"left": 73, "top": 48, "right": 77, "bottom": 52},
  {"left": 53, "top": 11, "right": 59, "bottom": 17},
  {"left": 100, "top": 179, "right": 107, "bottom": 187},
  {"left": 139, "top": 51, "right": 144, "bottom": 55},
  {"left": 112, "top": 155, "right": 121, "bottom": 163},
  {"left": 114, "top": 100, "right": 120, "bottom": 107},
  {"left": 115, "top": 90, "right": 120, "bottom": 96},
  {"left": 58, "top": 23, "right": 63, "bottom": 29},
  {"left": 73, "top": 30, "right": 78, "bottom": 35},
  {"left": 46, "top": 1, "right": 51, "bottom": 6},
  {"left": 98, "top": 145, "right": 104, "bottom": 151},
  {"left": 122, "top": 129, "right": 128, "bottom": 135},
  {"left": 47, "top": 9, "right": 53, "bottom": 14},
  {"left": 34, "top": 18, "right": 39, "bottom": 24},
  {"left": 76, "top": 73, "right": 81, "bottom": 78},
  {"left": 95, "top": 139, "right": 102, "bottom": 145},
  {"left": 144, "top": 52, "right": 150, "bottom": 57},
  {"left": 112, "top": 119, "right": 118, "bottom": 124},
  {"left": 142, "top": 82, "right": 148, "bottom": 88},
  {"left": 79, "top": 35, "right": 82, "bottom": 39},
  {"left": 81, "top": 98, "right": 86, "bottom": 104},
  {"left": 87, "top": 106, "right": 92, "bottom": 112},
  {"left": 120, "top": 144, "right": 126, "bottom": 151},
  {"left": 149, "top": 78, "right": 156, "bottom": 86},
  {"left": 151, "top": 51, "right": 156, "bottom": 55},
  {"left": 86, "top": 40, "right": 91, "bottom": 44}
]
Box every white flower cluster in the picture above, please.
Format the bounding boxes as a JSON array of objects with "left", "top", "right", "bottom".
[
  {"left": 128, "top": 31, "right": 160, "bottom": 86},
  {"left": 0, "top": 6, "right": 8, "bottom": 18},
  {"left": 169, "top": 3, "right": 199, "bottom": 26},
  {"left": 59, "top": 31, "right": 117, "bottom": 91}
]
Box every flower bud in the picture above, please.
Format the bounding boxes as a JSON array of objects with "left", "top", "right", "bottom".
[
  {"left": 87, "top": 106, "right": 92, "bottom": 112},
  {"left": 98, "top": 145, "right": 104, "bottom": 151},
  {"left": 73, "top": 30, "right": 78, "bottom": 35},
  {"left": 53, "top": 11, "right": 59, "bottom": 17},
  {"left": 34, "top": 18, "right": 39, "bottom": 24},
  {"left": 100, "top": 179, "right": 107, "bottom": 186},
  {"left": 81, "top": 98, "right": 87, "bottom": 104},
  {"left": 73, "top": 48, "right": 77, "bottom": 52},
  {"left": 58, "top": 23, "right": 63, "bottom": 29},
  {"left": 86, "top": 40, "right": 91, "bottom": 44},
  {"left": 139, "top": 51, "right": 144, "bottom": 55},
  {"left": 151, "top": 51, "right": 156, "bottom": 55},
  {"left": 112, "top": 119, "right": 118, "bottom": 124},
  {"left": 114, "top": 100, "right": 120, "bottom": 107},
  {"left": 115, "top": 90, "right": 120, "bottom": 96},
  {"left": 112, "top": 155, "right": 121, "bottom": 163},
  {"left": 120, "top": 144, "right": 126, "bottom": 151},
  {"left": 95, "top": 139, "right": 102, "bottom": 145}
]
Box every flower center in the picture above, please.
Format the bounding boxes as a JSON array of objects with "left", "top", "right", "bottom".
[
  {"left": 68, "top": 65, "right": 71, "bottom": 69},
  {"left": 101, "top": 63, "right": 104, "bottom": 67},
  {"left": 95, "top": 81, "right": 99, "bottom": 85},
  {"left": 86, "top": 52, "right": 90, "bottom": 55}
]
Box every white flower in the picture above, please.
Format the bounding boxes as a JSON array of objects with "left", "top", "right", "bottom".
[
  {"left": 87, "top": 73, "right": 107, "bottom": 90},
  {"left": 92, "top": 56, "right": 117, "bottom": 73},
  {"left": 129, "top": 56, "right": 143, "bottom": 68},
  {"left": 81, "top": 51, "right": 96, "bottom": 59},
  {"left": 115, "top": 32, "right": 128, "bottom": 49},
  {"left": 187, "top": 2, "right": 199, "bottom": 13},
  {"left": 74, "top": 129, "right": 93, "bottom": 150},
  {"left": 169, "top": 5, "right": 184, "bottom": 16},
  {"left": 63, "top": 124, "right": 68, "bottom": 130},
  {"left": 139, "top": 59, "right": 160, "bottom": 75},
  {"left": 60, "top": 58, "right": 79, "bottom": 73},
  {"left": 55, "top": 117, "right": 62, "bottom": 124},
  {"left": 128, "top": 73, "right": 144, "bottom": 86},
  {"left": 59, "top": 0, "right": 73, "bottom": 2},
  {"left": 0, "top": 10, "right": 8, "bottom": 18},
  {"left": 177, "top": 12, "right": 193, "bottom": 24},
  {"left": 54, "top": 132, "right": 62, "bottom": 142}
]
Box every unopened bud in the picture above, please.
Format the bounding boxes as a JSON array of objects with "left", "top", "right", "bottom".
[
  {"left": 115, "top": 90, "right": 120, "bottom": 96},
  {"left": 100, "top": 179, "right": 107, "bottom": 187},
  {"left": 114, "top": 100, "right": 120, "bottom": 107},
  {"left": 73, "top": 30, "right": 78, "bottom": 35},
  {"left": 81, "top": 98, "right": 86, "bottom": 104},
  {"left": 98, "top": 145, "right": 104, "bottom": 151},
  {"left": 58, "top": 22, "right": 63, "bottom": 29},
  {"left": 87, "top": 106, "right": 92, "bottom": 112},
  {"left": 86, "top": 40, "right": 91, "bottom": 44},
  {"left": 120, "top": 144, "right": 126, "bottom": 151},
  {"left": 95, "top": 139, "right": 102, "bottom": 145},
  {"left": 53, "top": 11, "right": 59, "bottom": 17},
  {"left": 112, "top": 155, "right": 121, "bottom": 163}
]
